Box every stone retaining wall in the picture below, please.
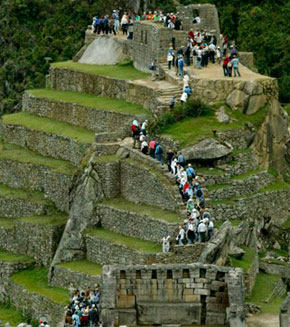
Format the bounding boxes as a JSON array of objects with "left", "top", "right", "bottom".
[
  {"left": 0, "top": 158, "right": 72, "bottom": 213},
  {"left": 259, "top": 261, "right": 290, "bottom": 278},
  {"left": 23, "top": 92, "right": 146, "bottom": 137},
  {"left": 8, "top": 280, "right": 65, "bottom": 327},
  {"left": 101, "top": 263, "right": 245, "bottom": 327},
  {"left": 0, "top": 221, "right": 66, "bottom": 266},
  {"left": 97, "top": 204, "right": 179, "bottom": 243},
  {"left": 280, "top": 293, "right": 290, "bottom": 327},
  {"left": 0, "top": 122, "right": 91, "bottom": 166},
  {"left": 49, "top": 67, "right": 158, "bottom": 112},
  {"left": 50, "top": 265, "right": 101, "bottom": 290},
  {"left": 217, "top": 129, "right": 253, "bottom": 150}
]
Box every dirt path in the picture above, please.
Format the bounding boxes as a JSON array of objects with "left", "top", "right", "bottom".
[{"left": 246, "top": 313, "right": 279, "bottom": 327}]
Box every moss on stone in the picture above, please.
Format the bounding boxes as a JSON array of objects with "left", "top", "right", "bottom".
[
  {"left": 92, "top": 155, "right": 120, "bottom": 164},
  {"left": 231, "top": 246, "right": 256, "bottom": 271},
  {"left": 21, "top": 214, "right": 67, "bottom": 226},
  {"left": 0, "top": 218, "right": 15, "bottom": 229},
  {"left": 2, "top": 112, "right": 95, "bottom": 144},
  {"left": 101, "top": 197, "right": 180, "bottom": 223},
  {"left": 0, "top": 249, "right": 34, "bottom": 264},
  {"left": 197, "top": 167, "right": 224, "bottom": 176},
  {"left": 282, "top": 217, "right": 290, "bottom": 229},
  {"left": 0, "top": 140, "right": 75, "bottom": 175},
  {"left": 11, "top": 267, "right": 69, "bottom": 305},
  {"left": 51, "top": 61, "right": 150, "bottom": 80},
  {"left": 58, "top": 260, "right": 102, "bottom": 276},
  {"left": 259, "top": 180, "right": 290, "bottom": 193},
  {"left": 85, "top": 227, "right": 162, "bottom": 253},
  {"left": 231, "top": 169, "right": 261, "bottom": 181},
  {"left": 28, "top": 89, "right": 150, "bottom": 115}
]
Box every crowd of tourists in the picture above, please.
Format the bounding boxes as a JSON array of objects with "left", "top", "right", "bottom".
[{"left": 64, "top": 287, "right": 102, "bottom": 327}]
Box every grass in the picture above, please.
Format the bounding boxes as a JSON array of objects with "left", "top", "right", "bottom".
[
  {"left": 101, "top": 197, "right": 180, "bottom": 223},
  {"left": 0, "top": 304, "right": 28, "bottom": 327},
  {"left": 231, "top": 169, "right": 261, "bottom": 181},
  {"left": 21, "top": 214, "right": 67, "bottom": 226},
  {"left": 207, "top": 183, "right": 231, "bottom": 191},
  {"left": 0, "top": 249, "right": 34, "bottom": 264},
  {"left": 197, "top": 167, "right": 224, "bottom": 176},
  {"left": 52, "top": 60, "right": 150, "bottom": 80},
  {"left": 161, "top": 103, "right": 268, "bottom": 148},
  {"left": 281, "top": 217, "right": 290, "bottom": 229},
  {"left": 2, "top": 112, "right": 95, "bottom": 143},
  {"left": 92, "top": 154, "right": 120, "bottom": 164},
  {"left": 0, "top": 183, "right": 48, "bottom": 204},
  {"left": 11, "top": 267, "right": 69, "bottom": 305},
  {"left": 85, "top": 227, "right": 162, "bottom": 253},
  {"left": 216, "top": 219, "right": 242, "bottom": 228},
  {"left": 259, "top": 180, "right": 290, "bottom": 193},
  {"left": 261, "top": 258, "right": 290, "bottom": 268},
  {"left": 247, "top": 272, "right": 285, "bottom": 314},
  {"left": 0, "top": 140, "right": 75, "bottom": 175},
  {"left": 28, "top": 89, "right": 150, "bottom": 115},
  {"left": 58, "top": 260, "right": 102, "bottom": 276},
  {"left": 231, "top": 148, "right": 252, "bottom": 156},
  {"left": 231, "top": 246, "right": 256, "bottom": 271},
  {"left": 0, "top": 218, "right": 15, "bottom": 229}
]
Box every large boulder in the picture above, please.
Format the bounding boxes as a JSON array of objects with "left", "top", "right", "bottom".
[
  {"left": 245, "top": 94, "right": 267, "bottom": 115},
  {"left": 243, "top": 80, "right": 263, "bottom": 95},
  {"left": 226, "top": 89, "right": 249, "bottom": 112},
  {"left": 182, "top": 138, "right": 233, "bottom": 160},
  {"left": 216, "top": 106, "right": 230, "bottom": 123}
]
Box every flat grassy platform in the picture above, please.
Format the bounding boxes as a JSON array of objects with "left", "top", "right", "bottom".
[
  {"left": 207, "top": 183, "right": 231, "bottom": 191},
  {"left": 28, "top": 89, "right": 150, "bottom": 115},
  {"left": 0, "top": 304, "right": 27, "bottom": 327},
  {"left": 161, "top": 104, "right": 268, "bottom": 148},
  {"left": 197, "top": 167, "right": 224, "bottom": 176},
  {"left": 231, "top": 169, "right": 262, "bottom": 181},
  {"left": 231, "top": 246, "right": 256, "bottom": 271},
  {"left": 11, "top": 267, "right": 69, "bottom": 305},
  {"left": 0, "top": 218, "right": 15, "bottom": 229},
  {"left": 0, "top": 140, "right": 75, "bottom": 175},
  {"left": 52, "top": 61, "right": 150, "bottom": 80},
  {"left": 247, "top": 272, "right": 285, "bottom": 314},
  {"left": 21, "top": 214, "right": 67, "bottom": 226},
  {"left": 101, "top": 198, "right": 180, "bottom": 223},
  {"left": 58, "top": 260, "right": 102, "bottom": 276},
  {"left": 0, "top": 182, "right": 50, "bottom": 204},
  {"left": 0, "top": 249, "right": 34, "bottom": 264},
  {"left": 85, "top": 227, "right": 162, "bottom": 253},
  {"left": 2, "top": 112, "right": 95, "bottom": 143}
]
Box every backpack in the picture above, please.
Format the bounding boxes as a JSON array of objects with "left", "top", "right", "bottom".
[{"left": 196, "top": 189, "right": 203, "bottom": 198}]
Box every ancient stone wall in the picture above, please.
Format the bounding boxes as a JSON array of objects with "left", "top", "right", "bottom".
[
  {"left": 49, "top": 67, "right": 158, "bottom": 111},
  {"left": 259, "top": 261, "right": 290, "bottom": 278},
  {"left": 0, "top": 159, "right": 72, "bottom": 213},
  {"left": 280, "top": 294, "right": 290, "bottom": 327},
  {"left": 50, "top": 265, "right": 101, "bottom": 290},
  {"left": 238, "top": 52, "right": 254, "bottom": 69},
  {"left": 101, "top": 263, "right": 245, "bottom": 327}
]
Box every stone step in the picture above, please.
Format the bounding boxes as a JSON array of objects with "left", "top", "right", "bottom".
[
  {"left": 96, "top": 198, "right": 180, "bottom": 243},
  {"left": 0, "top": 183, "right": 55, "bottom": 218},
  {"left": 0, "top": 141, "right": 74, "bottom": 213},
  {"left": 9, "top": 267, "right": 69, "bottom": 326},
  {"left": 85, "top": 227, "right": 162, "bottom": 266},
  {"left": 207, "top": 170, "right": 275, "bottom": 201},
  {"left": 0, "top": 214, "right": 67, "bottom": 266},
  {"left": 0, "top": 112, "right": 95, "bottom": 165},
  {"left": 24, "top": 89, "right": 149, "bottom": 135},
  {"left": 50, "top": 260, "right": 102, "bottom": 289}
]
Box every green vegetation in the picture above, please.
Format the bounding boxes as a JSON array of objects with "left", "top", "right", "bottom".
[
  {"left": 21, "top": 214, "right": 67, "bottom": 226},
  {"left": 231, "top": 148, "right": 251, "bottom": 156},
  {"left": 28, "top": 89, "right": 150, "bottom": 115},
  {"left": 161, "top": 104, "right": 268, "bottom": 148},
  {"left": 0, "top": 249, "right": 34, "bottom": 264},
  {"left": 215, "top": 219, "right": 242, "bottom": 228},
  {"left": 58, "top": 260, "right": 102, "bottom": 276},
  {"left": 247, "top": 273, "right": 285, "bottom": 314},
  {"left": 207, "top": 184, "right": 231, "bottom": 191},
  {"left": 0, "top": 183, "right": 49, "bottom": 204},
  {"left": 92, "top": 155, "right": 120, "bottom": 164},
  {"left": 197, "top": 167, "right": 224, "bottom": 176},
  {"left": 0, "top": 304, "right": 29, "bottom": 327},
  {"left": 259, "top": 180, "right": 290, "bottom": 193},
  {"left": 231, "top": 246, "right": 256, "bottom": 271},
  {"left": 231, "top": 169, "right": 261, "bottom": 181},
  {"left": 0, "top": 140, "right": 75, "bottom": 175},
  {"left": 2, "top": 112, "right": 95, "bottom": 143},
  {"left": 261, "top": 258, "right": 290, "bottom": 268},
  {"left": 11, "top": 268, "right": 69, "bottom": 305},
  {"left": 0, "top": 218, "right": 15, "bottom": 229},
  {"left": 52, "top": 61, "right": 149, "bottom": 80},
  {"left": 101, "top": 198, "right": 180, "bottom": 223},
  {"left": 85, "top": 227, "right": 162, "bottom": 253},
  {"left": 282, "top": 218, "right": 290, "bottom": 229}
]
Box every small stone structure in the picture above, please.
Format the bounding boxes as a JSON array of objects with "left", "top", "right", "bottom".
[{"left": 101, "top": 263, "right": 245, "bottom": 327}]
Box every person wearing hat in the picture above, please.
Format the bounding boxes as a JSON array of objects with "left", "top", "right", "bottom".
[
  {"left": 162, "top": 232, "right": 171, "bottom": 252},
  {"left": 216, "top": 46, "right": 221, "bottom": 65},
  {"left": 167, "top": 46, "right": 174, "bottom": 69},
  {"left": 112, "top": 10, "right": 119, "bottom": 34},
  {"left": 186, "top": 164, "right": 195, "bottom": 181}
]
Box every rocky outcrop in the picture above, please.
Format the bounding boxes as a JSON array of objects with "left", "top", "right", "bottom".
[
  {"left": 253, "top": 99, "right": 289, "bottom": 175},
  {"left": 182, "top": 138, "right": 233, "bottom": 161}
]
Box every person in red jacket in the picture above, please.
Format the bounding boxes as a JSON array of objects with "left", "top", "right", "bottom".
[{"left": 223, "top": 55, "right": 230, "bottom": 77}]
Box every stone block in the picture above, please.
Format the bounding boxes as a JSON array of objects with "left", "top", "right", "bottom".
[
  {"left": 117, "top": 295, "right": 136, "bottom": 309},
  {"left": 183, "top": 288, "right": 194, "bottom": 295},
  {"left": 207, "top": 303, "right": 227, "bottom": 313},
  {"left": 194, "top": 289, "right": 211, "bottom": 296},
  {"left": 118, "top": 309, "right": 137, "bottom": 326},
  {"left": 206, "top": 312, "right": 226, "bottom": 325},
  {"left": 195, "top": 278, "right": 210, "bottom": 284},
  {"left": 183, "top": 294, "right": 200, "bottom": 303},
  {"left": 186, "top": 283, "right": 203, "bottom": 289}
]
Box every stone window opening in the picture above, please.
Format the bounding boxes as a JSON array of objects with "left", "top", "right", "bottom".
[
  {"left": 216, "top": 271, "right": 225, "bottom": 281},
  {"left": 182, "top": 269, "right": 190, "bottom": 278},
  {"left": 151, "top": 270, "right": 157, "bottom": 279},
  {"left": 141, "top": 30, "right": 144, "bottom": 43},
  {"left": 136, "top": 270, "right": 142, "bottom": 279},
  {"left": 192, "top": 9, "right": 199, "bottom": 17},
  {"left": 167, "top": 270, "right": 173, "bottom": 279},
  {"left": 145, "top": 31, "right": 148, "bottom": 45},
  {"left": 120, "top": 270, "right": 126, "bottom": 279},
  {"left": 200, "top": 268, "right": 206, "bottom": 278}
]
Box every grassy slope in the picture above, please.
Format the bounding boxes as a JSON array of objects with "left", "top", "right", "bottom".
[
  {"left": 85, "top": 227, "right": 161, "bottom": 253},
  {"left": 161, "top": 104, "right": 268, "bottom": 147},
  {"left": 0, "top": 249, "right": 34, "bottom": 264},
  {"left": 11, "top": 268, "right": 69, "bottom": 305},
  {"left": 0, "top": 304, "right": 27, "bottom": 327},
  {"left": 0, "top": 218, "right": 15, "bottom": 229},
  {"left": 58, "top": 260, "right": 102, "bottom": 276},
  {"left": 52, "top": 61, "right": 150, "bottom": 80},
  {"left": 231, "top": 246, "right": 256, "bottom": 271},
  {"left": 28, "top": 89, "right": 150, "bottom": 115},
  {"left": 101, "top": 198, "right": 179, "bottom": 223},
  {"left": 0, "top": 141, "right": 75, "bottom": 175},
  {"left": 2, "top": 112, "right": 95, "bottom": 143}
]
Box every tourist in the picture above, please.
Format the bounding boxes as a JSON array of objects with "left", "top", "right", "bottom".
[
  {"left": 149, "top": 59, "right": 159, "bottom": 81},
  {"left": 183, "top": 72, "right": 189, "bottom": 88},
  {"left": 178, "top": 152, "right": 186, "bottom": 167},
  {"left": 222, "top": 34, "right": 228, "bottom": 56},
  {"left": 141, "top": 120, "right": 148, "bottom": 135},
  {"left": 208, "top": 219, "right": 214, "bottom": 240},
  {"left": 229, "top": 45, "right": 237, "bottom": 59},
  {"left": 227, "top": 58, "right": 233, "bottom": 77},
  {"left": 162, "top": 232, "right": 170, "bottom": 252},
  {"left": 166, "top": 149, "right": 175, "bottom": 172},
  {"left": 121, "top": 13, "right": 129, "bottom": 35},
  {"left": 127, "top": 19, "right": 134, "bottom": 39},
  {"left": 232, "top": 55, "right": 241, "bottom": 77},
  {"left": 216, "top": 46, "right": 221, "bottom": 65},
  {"left": 167, "top": 47, "right": 174, "bottom": 69},
  {"left": 169, "top": 95, "right": 176, "bottom": 109},
  {"left": 185, "top": 45, "right": 191, "bottom": 66},
  {"left": 112, "top": 10, "right": 119, "bottom": 34},
  {"left": 196, "top": 46, "right": 202, "bottom": 69},
  {"left": 176, "top": 225, "right": 185, "bottom": 246},
  {"left": 180, "top": 91, "right": 188, "bottom": 104},
  {"left": 132, "top": 120, "right": 141, "bottom": 149},
  {"left": 208, "top": 42, "right": 216, "bottom": 64},
  {"left": 149, "top": 138, "right": 156, "bottom": 158},
  {"left": 186, "top": 218, "right": 195, "bottom": 244},
  {"left": 174, "top": 16, "right": 182, "bottom": 30},
  {"left": 198, "top": 219, "right": 207, "bottom": 242},
  {"left": 223, "top": 55, "right": 230, "bottom": 77},
  {"left": 186, "top": 197, "right": 195, "bottom": 215},
  {"left": 155, "top": 142, "right": 163, "bottom": 163},
  {"left": 184, "top": 85, "right": 192, "bottom": 98},
  {"left": 186, "top": 164, "right": 195, "bottom": 181},
  {"left": 141, "top": 139, "right": 148, "bottom": 154},
  {"left": 192, "top": 15, "right": 201, "bottom": 24}
]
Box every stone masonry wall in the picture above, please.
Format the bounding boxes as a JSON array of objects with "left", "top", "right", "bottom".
[
  {"left": 97, "top": 204, "right": 179, "bottom": 243},
  {"left": 0, "top": 158, "right": 72, "bottom": 213},
  {"left": 8, "top": 280, "right": 65, "bottom": 327},
  {"left": 50, "top": 265, "right": 101, "bottom": 290},
  {"left": 23, "top": 92, "right": 147, "bottom": 137},
  {"left": 0, "top": 122, "right": 91, "bottom": 166},
  {"left": 280, "top": 294, "right": 290, "bottom": 327},
  {"left": 101, "top": 264, "right": 244, "bottom": 327},
  {"left": 49, "top": 67, "right": 158, "bottom": 112}
]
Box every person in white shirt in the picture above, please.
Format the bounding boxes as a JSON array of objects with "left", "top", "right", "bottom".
[
  {"left": 141, "top": 140, "right": 148, "bottom": 154},
  {"left": 180, "top": 91, "right": 188, "bottom": 104},
  {"left": 176, "top": 226, "right": 185, "bottom": 246},
  {"left": 183, "top": 73, "right": 190, "bottom": 88},
  {"left": 216, "top": 46, "right": 221, "bottom": 65},
  {"left": 193, "top": 16, "right": 201, "bottom": 24},
  {"left": 162, "top": 232, "right": 170, "bottom": 252},
  {"left": 141, "top": 120, "right": 148, "bottom": 135},
  {"left": 209, "top": 43, "right": 216, "bottom": 64},
  {"left": 208, "top": 220, "right": 214, "bottom": 240},
  {"left": 198, "top": 220, "right": 207, "bottom": 242}
]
